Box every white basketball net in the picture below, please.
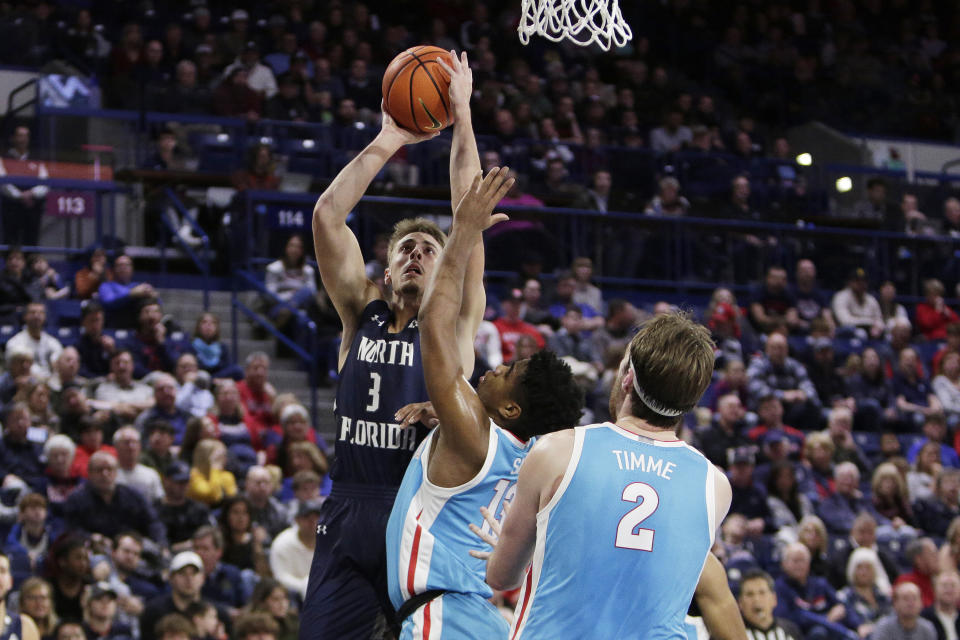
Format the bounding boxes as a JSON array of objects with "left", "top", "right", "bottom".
[{"left": 518, "top": 0, "right": 633, "bottom": 51}]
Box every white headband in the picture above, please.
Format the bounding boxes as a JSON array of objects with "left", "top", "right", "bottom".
[{"left": 629, "top": 358, "right": 685, "bottom": 417}]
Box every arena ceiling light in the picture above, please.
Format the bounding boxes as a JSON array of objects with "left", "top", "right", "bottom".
[
  {"left": 796, "top": 153, "right": 813, "bottom": 166},
  {"left": 835, "top": 176, "right": 853, "bottom": 193}
]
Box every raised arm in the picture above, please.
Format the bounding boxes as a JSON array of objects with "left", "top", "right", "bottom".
[
  {"left": 312, "top": 107, "right": 438, "bottom": 347},
  {"left": 441, "top": 51, "right": 486, "bottom": 375},
  {"left": 419, "top": 168, "right": 514, "bottom": 482}
]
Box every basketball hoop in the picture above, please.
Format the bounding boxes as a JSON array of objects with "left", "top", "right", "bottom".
[{"left": 518, "top": 0, "right": 633, "bottom": 51}]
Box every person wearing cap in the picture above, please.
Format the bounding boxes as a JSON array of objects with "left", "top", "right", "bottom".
[
  {"left": 140, "top": 551, "right": 225, "bottom": 640},
  {"left": 269, "top": 499, "right": 321, "bottom": 599},
  {"left": 728, "top": 445, "right": 773, "bottom": 537},
  {"left": 155, "top": 460, "right": 210, "bottom": 548},
  {"left": 222, "top": 40, "right": 277, "bottom": 99},
  {"left": 63, "top": 451, "right": 167, "bottom": 548},
  {"left": 492, "top": 287, "right": 546, "bottom": 363},
  {"left": 219, "top": 8, "right": 251, "bottom": 61},
  {"left": 81, "top": 581, "right": 131, "bottom": 639},
  {"left": 831, "top": 268, "right": 885, "bottom": 339},
  {"left": 264, "top": 72, "right": 309, "bottom": 122}
]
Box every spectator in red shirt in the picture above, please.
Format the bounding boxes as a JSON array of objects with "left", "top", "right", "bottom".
[
  {"left": 916, "top": 279, "right": 959, "bottom": 341},
  {"left": 932, "top": 322, "right": 960, "bottom": 377},
  {"left": 236, "top": 352, "right": 277, "bottom": 449},
  {"left": 492, "top": 288, "right": 545, "bottom": 363},
  {"left": 895, "top": 537, "right": 939, "bottom": 608}
]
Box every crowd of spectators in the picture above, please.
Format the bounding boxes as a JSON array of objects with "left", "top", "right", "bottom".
[
  {"left": 464, "top": 248, "right": 960, "bottom": 638},
  {"left": 0, "top": 244, "right": 329, "bottom": 640},
  {"left": 9, "top": 0, "right": 960, "bottom": 638}
]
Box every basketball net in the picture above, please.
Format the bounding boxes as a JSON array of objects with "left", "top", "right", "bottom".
[{"left": 518, "top": 0, "right": 633, "bottom": 51}]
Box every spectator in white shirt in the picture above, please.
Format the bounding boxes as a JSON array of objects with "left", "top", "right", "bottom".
[
  {"left": 831, "top": 268, "right": 884, "bottom": 339},
  {"left": 268, "top": 499, "right": 321, "bottom": 599},
  {"left": 6, "top": 302, "right": 63, "bottom": 378},
  {"left": 222, "top": 41, "right": 277, "bottom": 99},
  {"left": 113, "top": 426, "right": 163, "bottom": 502}
]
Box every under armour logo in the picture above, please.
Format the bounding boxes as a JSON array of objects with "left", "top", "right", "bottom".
[
  {"left": 410, "top": 319, "right": 418, "bottom": 328},
  {"left": 317, "top": 524, "right": 328, "bottom": 535},
  {"left": 372, "top": 314, "right": 385, "bottom": 327}
]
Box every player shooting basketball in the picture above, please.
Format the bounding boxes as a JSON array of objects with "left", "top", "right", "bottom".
[{"left": 300, "top": 50, "right": 488, "bottom": 640}]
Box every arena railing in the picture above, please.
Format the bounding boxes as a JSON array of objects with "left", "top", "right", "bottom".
[
  {"left": 235, "top": 188, "right": 960, "bottom": 297},
  {"left": 231, "top": 269, "right": 321, "bottom": 422},
  {"left": 159, "top": 188, "right": 212, "bottom": 310}
]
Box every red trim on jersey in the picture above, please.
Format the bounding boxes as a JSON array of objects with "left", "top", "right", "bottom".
[
  {"left": 423, "top": 600, "right": 432, "bottom": 639},
  {"left": 407, "top": 510, "right": 423, "bottom": 596},
  {"left": 511, "top": 569, "right": 534, "bottom": 640}
]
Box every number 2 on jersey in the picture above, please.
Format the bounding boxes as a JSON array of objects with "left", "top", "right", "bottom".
[
  {"left": 615, "top": 482, "right": 659, "bottom": 551},
  {"left": 366, "top": 372, "right": 381, "bottom": 412}
]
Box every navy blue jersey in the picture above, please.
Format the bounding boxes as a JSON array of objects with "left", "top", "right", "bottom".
[
  {"left": 332, "top": 299, "right": 430, "bottom": 487},
  {"left": 0, "top": 612, "right": 21, "bottom": 640}
]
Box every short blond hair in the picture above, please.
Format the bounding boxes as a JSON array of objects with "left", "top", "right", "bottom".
[
  {"left": 627, "top": 312, "right": 714, "bottom": 427},
  {"left": 387, "top": 217, "right": 446, "bottom": 260},
  {"left": 804, "top": 431, "right": 835, "bottom": 458}
]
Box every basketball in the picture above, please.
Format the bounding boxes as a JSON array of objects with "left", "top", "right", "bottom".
[{"left": 382, "top": 46, "right": 454, "bottom": 133}]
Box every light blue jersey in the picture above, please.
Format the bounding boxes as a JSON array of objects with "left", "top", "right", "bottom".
[
  {"left": 386, "top": 420, "right": 531, "bottom": 639},
  {"left": 511, "top": 423, "right": 719, "bottom": 640}
]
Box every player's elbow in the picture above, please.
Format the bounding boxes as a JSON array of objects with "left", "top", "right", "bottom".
[{"left": 486, "top": 565, "right": 521, "bottom": 592}]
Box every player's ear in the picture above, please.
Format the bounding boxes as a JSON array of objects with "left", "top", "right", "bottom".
[
  {"left": 383, "top": 267, "right": 392, "bottom": 287},
  {"left": 498, "top": 399, "right": 521, "bottom": 422},
  {"left": 621, "top": 367, "right": 634, "bottom": 395}
]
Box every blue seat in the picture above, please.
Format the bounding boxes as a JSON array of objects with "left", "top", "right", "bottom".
[
  {"left": 898, "top": 433, "right": 926, "bottom": 455},
  {"left": 194, "top": 133, "right": 241, "bottom": 173},
  {"left": 852, "top": 431, "right": 881, "bottom": 457},
  {"left": 56, "top": 326, "right": 80, "bottom": 346},
  {"left": 283, "top": 139, "right": 335, "bottom": 178},
  {"left": 0, "top": 325, "right": 18, "bottom": 349}
]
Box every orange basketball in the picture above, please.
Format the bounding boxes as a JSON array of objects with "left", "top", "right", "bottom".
[{"left": 382, "top": 46, "right": 454, "bottom": 133}]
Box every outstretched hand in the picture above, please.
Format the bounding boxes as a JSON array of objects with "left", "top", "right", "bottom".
[
  {"left": 395, "top": 401, "right": 439, "bottom": 428},
  {"left": 453, "top": 167, "right": 514, "bottom": 232},
  {"left": 379, "top": 101, "right": 441, "bottom": 146},
  {"left": 436, "top": 50, "right": 472, "bottom": 113},
  {"left": 468, "top": 503, "right": 509, "bottom": 560}
]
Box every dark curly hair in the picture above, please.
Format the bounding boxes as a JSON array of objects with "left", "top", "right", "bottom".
[{"left": 510, "top": 350, "right": 583, "bottom": 440}]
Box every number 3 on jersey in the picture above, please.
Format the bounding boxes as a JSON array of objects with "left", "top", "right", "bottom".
[
  {"left": 615, "top": 482, "right": 659, "bottom": 552},
  {"left": 365, "top": 372, "right": 381, "bottom": 412}
]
